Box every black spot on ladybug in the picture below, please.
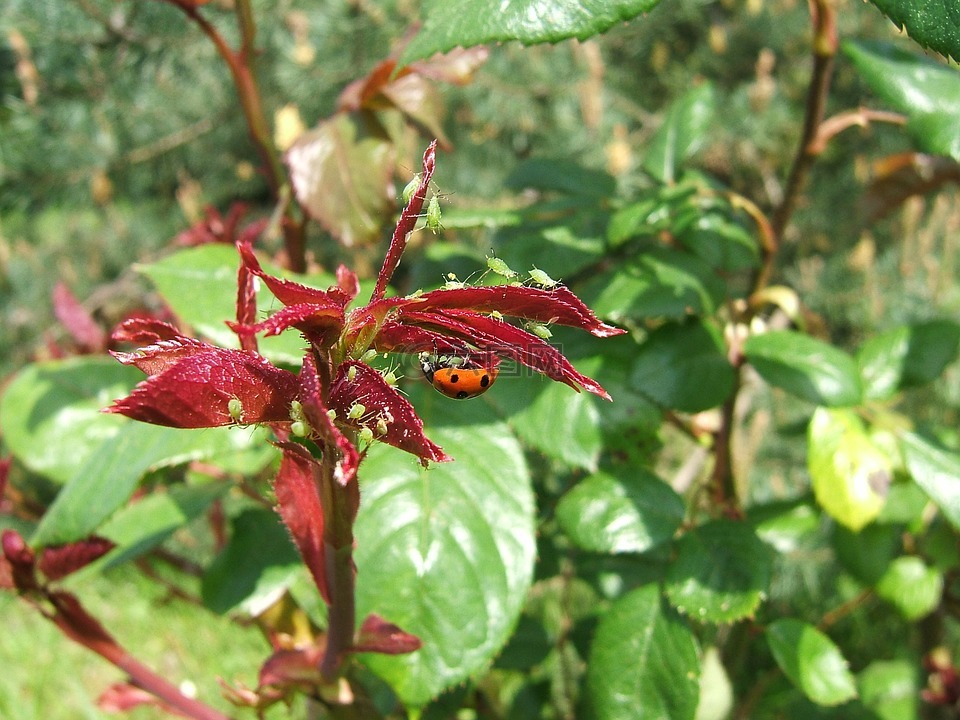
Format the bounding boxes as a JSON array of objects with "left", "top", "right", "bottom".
[
  {"left": 449, "top": 373, "right": 460, "bottom": 384},
  {"left": 480, "top": 374, "right": 490, "bottom": 387},
  {"left": 456, "top": 390, "right": 469, "bottom": 399}
]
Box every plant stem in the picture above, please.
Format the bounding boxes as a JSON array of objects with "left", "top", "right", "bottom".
[
  {"left": 161, "top": 0, "right": 307, "bottom": 271},
  {"left": 319, "top": 455, "right": 359, "bottom": 680},
  {"left": 770, "top": 0, "right": 837, "bottom": 242}
]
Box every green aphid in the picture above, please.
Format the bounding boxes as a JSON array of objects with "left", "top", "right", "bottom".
[
  {"left": 528, "top": 267, "right": 558, "bottom": 288},
  {"left": 426, "top": 195, "right": 443, "bottom": 233},
  {"left": 486, "top": 255, "right": 517, "bottom": 278},
  {"left": 401, "top": 173, "right": 421, "bottom": 204},
  {"left": 227, "top": 397, "right": 244, "bottom": 423}
]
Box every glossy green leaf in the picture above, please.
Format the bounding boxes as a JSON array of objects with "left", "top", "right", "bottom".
[
  {"left": 401, "top": 0, "right": 662, "bottom": 65},
  {"left": 744, "top": 331, "right": 863, "bottom": 407},
  {"left": 663, "top": 520, "right": 772, "bottom": 623},
  {"left": 808, "top": 408, "right": 891, "bottom": 531},
  {"left": 94, "top": 480, "right": 230, "bottom": 570},
  {"left": 202, "top": 508, "right": 303, "bottom": 615},
  {"left": 0, "top": 357, "right": 141, "bottom": 484},
  {"left": 31, "top": 421, "right": 256, "bottom": 548},
  {"left": 643, "top": 83, "right": 716, "bottom": 184},
  {"left": 139, "top": 244, "right": 328, "bottom": 365},
  {"left": 556, "top": 469, "right": 684, "bottom": 554},
  {"left": 858, "top": 321, "right": 960, "bottom": 400},
  {"left": 767, "top": 619, "right": 858, "bottom": 706},
  {"left": 901, "top": 432, "right": 960, "bottom": 530},
  {"left": 857, "top": 326, "right": 910, "bottom": 401},
  {"left": 631, "top": 320, "right": 735, "bottom": 412},
  {"left": 875, "top": 556, "right": 942, "bottom": 620},
  {"left": 489, "top": 373, "right": 603, "bottom": 471},
  {"left": 586, "top": 584, "right": 700, "bottom": 720},
  {"left": 353, "top": 405, "right": 535, "bottom": 707},
  {"left": 843, "top": 41, "right": 960, "bottom": 159},
  {"left": 858, "top": 659, "right": 919, "bottom": 720},
  {"left": 865, "top": 0, "right": 960, "bottom": 64},
  {"left": 583, "top": 248, "right": 726, "bottom": 322}
]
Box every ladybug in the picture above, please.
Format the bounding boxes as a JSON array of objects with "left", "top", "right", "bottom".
[{"left": 419, "top": 352, "right": 499, "bottom": 400}]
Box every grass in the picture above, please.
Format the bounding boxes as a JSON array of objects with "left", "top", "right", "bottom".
[{"left": 0, "top": 565, "right": 272, "bottom": 720}]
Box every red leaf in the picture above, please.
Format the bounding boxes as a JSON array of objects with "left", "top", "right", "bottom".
[
  {"left": 48, "top": 590, "right": 122, "bottom": 660},
  {"left": 402, "top": 310, "right": 613, "bottom": 400},
  {"left": 298, "top": 353, "right": 360, "bottom": 489},
  {"left": 111, "top": 335, "right": 216, "bottom": 376},
  {"left": 98, "top": 683, "right": 174, "bottom": 715},
  {"left": 352, "top": 613, "right": 422, "bottom": 655},
  {"left": 52, "top": 283, "right": 107, "bottom": 351},
  {"left": 110, "top": 318, "right": 183, "bottom": 345},
  {"left": 330, "top": 361, "right": 451, "bottom": 465},
  {"left": 39, "top": 537, "right": 115, "bottom": 581},
  {"left": 411, "top": 284, "right": 625, "bottom": 337},
  {"left": 372, "top": 140, "right": 436, "bottom": 302},
  {"left": 235, "top": 249, "right": 259, "bottom": 353},
  {"left": 106, "top": 349, "right": 299, "bottom": 428},
  {"left": 372, "top": 321, "right": 473, "bottom": 355},
  {"left": 2, "top": 529, "right": 37, "bottom": 591},
  {"left": 238, "top": 242, "right": 354, "bottom": 310},
  {"left": 274, "top": 444, "right": 329, "bottom": 602},
  {"left": 258, "top": 645, "right": 324, "bottom": 689}
]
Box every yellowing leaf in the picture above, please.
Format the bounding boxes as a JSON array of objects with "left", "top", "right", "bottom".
[{"left": 808, "top": 407, "right": 892, "bottom": 531}]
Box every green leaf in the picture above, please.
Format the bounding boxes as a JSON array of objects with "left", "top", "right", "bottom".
[
  {"left": 643, "top": 84, "right": 716, "bottom": 184},
  {"left": 31, "top": 421, "right": 257, "bottom": 547},
  {"left": 583, "top": 248, "right": 726, "bottom": 322},
  {"left": 202, "top": 508, "right": 304, "bottom": 615},
  {"left": 401, "top": 0, "right": 663, "bottom": 65},
  {"left": 139, "top": 244, "right": 330, "bottom": 365},
  {"left": 857, "top": 326, "right": 910, "bottom": 401},
  {"left": 744, "top": 330, "right": 863, "bottom": 407},
  {"left": 586, "top": 584, "right": 699, "bottom": 720},
  {"left": 843, "top": 41, "right": 960, "bottom": 160},
  {"left": 556, "top": 469, "right": 684, "bottom": 554},
  {"left": 631, "top": 320, "right": 735, "bottom": 412},
  {"left": 749, "top": 500, "right": 820, "bottom": 554},
  {"left": 865, "top": 1, "right": 960, "bottom": 64},
  {"left": 663, "top": 520, "right": 773, "bottom": 623},
  {"left": 858, "top": 659, "right": 919, "bottom": 720},
  {"left": 875, "top": 556, "right": 943, "bottom": 620},
  {"left": 0, "top": 357, "right": 141, "bottom": 484},
  {"left": 858, "top": 321, "right": 960, "bottom": 400},
  {"left": 675, "top": 211, "right": 759, "bottom": 272},
  {"left": 495, "top": 224, "right": 606, "bottom": 281},
  {"left": 808, "top": 408, "right": 891, "bottom": 531},
  {"left": 832, "top": 523, "right": 901, "bottom": 585},
  {"left": 900, "top": 319, "right": 960, "bottom": 386},
  {"left": 696, "top": 647, "right": 734, "bottom": 720},
  {"left": 490, "top": 374, "right": 603, "bottom": 471},
  {"left": 901, "top": 432, "right": 960, "bottom": 530},
  {"left": 95, "top": 479, "right": 228, "bottom": 569},
  {"left": 353, "top": 406, "right": 535, "bottom": 707},
  {"left": 767, "top": 619, "right": 858, "bottom": 706},
  {"left": 506, "top": 158, "right": 616, "bottom": 198}
]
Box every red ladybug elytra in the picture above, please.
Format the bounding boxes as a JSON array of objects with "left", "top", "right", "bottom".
[{"left": 419, "top": 352, "right": 499, "bottom": 400}]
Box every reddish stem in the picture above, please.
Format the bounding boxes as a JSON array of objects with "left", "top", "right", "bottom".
[
  {"left": 770, "top": 0, "right": 837, "bottom": 242},
  {"left": 159, "top": 0, "right": 307, "bottom": 271}
]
